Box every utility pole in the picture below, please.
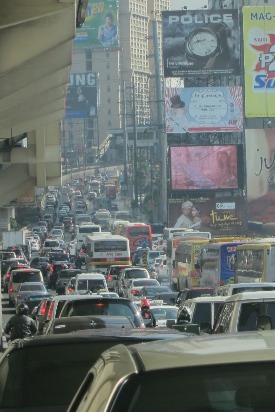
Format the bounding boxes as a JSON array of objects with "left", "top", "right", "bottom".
[
  {"left": 152, "top": 19, "right": 167, "bottom": 223},
  {"left": 122, "top": 81, "right": 128, "bottom": 192},
  {"left": 132, "top": 77, "right": 138, "bottom": 204}
]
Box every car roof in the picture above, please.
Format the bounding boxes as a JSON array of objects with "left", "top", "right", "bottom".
[
  {"left": 225, "top": 290, "right": 275, "bottom": 302},
  {"left": 185, "top": 296, "right": 228, "bottom": 303},
  {"left": 6, "top": 327, "right": 188, "bottom": 351},
  {"left": 119, "top": 331, "right": 275, "bottom": 371},
  {"left": 222, "top": 282, "right": 275, "bottom": 289}
]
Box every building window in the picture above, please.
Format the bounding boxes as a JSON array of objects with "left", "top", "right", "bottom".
[{"left": 107, "top": 85, "right": 111, "bottom": 93}]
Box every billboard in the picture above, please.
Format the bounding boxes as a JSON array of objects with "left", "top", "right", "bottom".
[
  {"left": 162, "top": 9, "right": 240, "bottom": 77},
  {"left": 168, "top": 196, "right": 246, "bottom": 236},
  {"left": 74, "top": 0, "right": 118, "bottom": 49},
  {"left": 246, "top": 129, "right": 275, "bottom": 235},
  {"left": 170, "top": 145, "right": 239, "bottom": 191},
  {"left": 165, "top": 86, "right": 243, "bottom": 133},
  {"left": 243, "top": 6, "right": 275, "bottom": 118},
  {"left": 65, "top": 72, "right": 98, "bottom": 119}
]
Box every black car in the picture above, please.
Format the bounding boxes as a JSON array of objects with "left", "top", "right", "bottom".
[
  {"left": 55, "top": 269, "right": 83, "bottom": 295},
  {"left": 0, "top": 329, "right": 186, "bottom": 411},
  {"left": 25, "top": 294, "right": 53, "bottom": 316},
  {"left": 30, "top": 256, "right": 51, "bottom": 277}
]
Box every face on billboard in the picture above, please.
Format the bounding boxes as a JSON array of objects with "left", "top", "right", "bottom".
[{"left": 170, "top": 146, "right": 238, "bottom": 190}]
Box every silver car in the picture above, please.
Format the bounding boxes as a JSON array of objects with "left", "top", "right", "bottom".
[{"left": 15, "top": 282, "right": 48, "bottom": 306}]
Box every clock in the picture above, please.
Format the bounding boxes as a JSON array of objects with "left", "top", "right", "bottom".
[{"left": 186, "top": 23, "right": 228, "bottom": 63}]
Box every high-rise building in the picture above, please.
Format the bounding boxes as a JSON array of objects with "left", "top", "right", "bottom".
[{"left": 62, "top": 0, "right": 170, "bottom": 167}]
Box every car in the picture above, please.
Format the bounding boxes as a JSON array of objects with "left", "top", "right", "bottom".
[
  {"left": 176, "top": 287, "right": 215, "bottom": 306},
  {"left": 153, "top": 292, "right": 179, "bottom": 305},
  {"left": 117, "top": 266, "right": 150, "bottom": 296},
  {"left": 149, "top": 304, "right": 178, "bottom": 328},
  {"left": 68, "top": 331, "right": 275, "bottom": 412},
  {"left": 214, "top": 282, "right": 275, "bottom": 297},
  {"left": 0, "top": 328, "right": 186, "bottom": 410},
  {"left": 214, "top": 290, "right": 275, "bottom": 334},
  {"left": 104, "top": 264, "right": 131, "bottom": 291},
  {"left": 59, "top": 295, "right": 145, "bottom": 328},
  {"left": 124, "top": 278, "right": 160, "bottom": 299},
  {"left": 25, "top": 294, "right": 53, "bottom": 317},
  {"left": 2, "top": 261, "right": 30, "bottom": 293},
  {"left": 51, "top": 228, "right": 64, "bottom": 240},
  {"left": 45, "top": 315, "right": 136, "bottom": 335},
  {"left": 87, "top": 191, "right": 97, "bottom": 200},
  {"left": 55, "top": 269, "right": 83, "bottom": 295},
  {"left": 29, "top": 256, "right": 52, "bottom": 277},
  {"left": 65, "top": 273, "right": 108, "bottom": 295},
  {"left": 8, "top": 268, "right": 44, "bottom": 306},
  {"left": 178, "top": 295, "right": 227, "bottom": 334},
  {"left": 15, "top": 281, "right": 48, "bottom": 306},
  {"left": 140, "top": 285, "right": 172, "bottom": 300}
]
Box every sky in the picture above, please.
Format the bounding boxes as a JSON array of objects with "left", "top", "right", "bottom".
[{"left": 170, "top": 0, "right": 208, "bottom": 9}]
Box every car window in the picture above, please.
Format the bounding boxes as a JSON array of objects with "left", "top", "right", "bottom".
[
  {"left": 12, "top": 271, "right": 41, "bottom": 283},
  {"left": 193, "top": 303, "right": 211, "bottom": 325}
]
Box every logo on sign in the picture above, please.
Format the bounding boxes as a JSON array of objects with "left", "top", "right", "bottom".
[{"left": 216, "top": 203, "right": 235, "bottom": 210}]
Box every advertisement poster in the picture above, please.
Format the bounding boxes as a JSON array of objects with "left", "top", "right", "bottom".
[
  {"left": 165, "top": 86, "right": 243, "bottom": 133},
  {"left": 162, "top": 9, "right": 240, "bottom": 77},
  {"left": 246, "top": 129, "right": 275, "bottom": 234},
  {"left": 74, "top": 0, "right": 118, "bottom": 49},
  {"left": 168, "top": 196, "right": 246, "bottom": 236},
  {"left": 65, "top": 72, "right": 98, "bottom": 119},
  {"left": 170, "top": 145, "right": 239, "bottom": 190},
  {"left": 243, "top": 6, "right": 275, "bottom": 117}
]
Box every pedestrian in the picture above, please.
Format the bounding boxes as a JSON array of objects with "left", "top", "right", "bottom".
[{"left": 5, "top": 302, "right": 37, "bottom": 341}]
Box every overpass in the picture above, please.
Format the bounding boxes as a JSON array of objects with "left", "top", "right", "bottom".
[{"left": 0, "top": 0, "right": 86, "bottom": 209}]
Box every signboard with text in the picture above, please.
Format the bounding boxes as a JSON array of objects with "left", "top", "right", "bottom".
[
  {"left": 243, "top": 6, "right": 275, "bottom": 117},
  {"left": 162, "top": 9, "right": 240, "bottom": 77},
  {"left": 74, "top": 0, "right": 118, "bottom": 49},
  {"left": 168, "top": 196, "right": 246, "bottom": 237},
  {"left": 65, "top": 72, "right": 98, "bottom": 119},
  {"left": 165, "top": 86, "right": 243, "bottom": 133}
]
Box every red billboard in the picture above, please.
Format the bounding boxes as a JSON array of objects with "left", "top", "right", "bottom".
[
  {"left": 168, "top": 196, "right": 246, "bottom": 236},
  {"left": 170, "top": 145, "right": 239, "bottom": 190}
]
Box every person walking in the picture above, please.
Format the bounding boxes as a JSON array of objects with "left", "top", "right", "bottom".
[{"left": 5, "top": 303, "right": 37, "bottom": 341}]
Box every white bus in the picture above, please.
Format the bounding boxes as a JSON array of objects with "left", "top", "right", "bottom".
[
  {"left": 85, "top": 234, "right": 131, "bottom": 273},
  {"left": 76, "top": 223, "right": 101, "bottom": 251}
]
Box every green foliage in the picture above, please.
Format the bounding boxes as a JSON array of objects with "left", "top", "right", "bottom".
[{"left": 10, "top": 218, "right": 17, "bottom": 230}]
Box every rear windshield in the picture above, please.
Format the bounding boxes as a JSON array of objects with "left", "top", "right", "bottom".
[
  {"left": 77, "top": 279, "right": 105, "bottom": 292},
  {"left": 126, "top": 270, "right": 149, "bottom": 279},
  {"left": 44, "top": 241, "right": 59, "bottom": 248},
  {"left": 12, "top": 271, "right": 41, "bottom": 283}
]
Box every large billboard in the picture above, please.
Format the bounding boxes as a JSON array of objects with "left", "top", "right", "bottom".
[
  {"left": 243, "top": 6, "right": 275, "bottom": 117},
  {"left": 168, "top": 196, "right": 246, "bottom": 236},
  {"left": 65, "top": 72, "right": 98, "bottom": 119},
  {"left": 170, "top": 145, "right": 239, "bottom": 191},
  {"left": 74, "top": 0, "right": 118, "bottom": 49},
  {"left": 246, "top": 129, "right": 275, "bottom": 235},
  {"left": 165, "top": 86, "right": 243, "bottom": 133},
  {"left": 162, "top": 9, "right": 240, "bottom": 77}
]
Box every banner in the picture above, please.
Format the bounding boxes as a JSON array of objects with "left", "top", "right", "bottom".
[
  {"left": 243, "top": 6, "right": 275, "bottom": 117},
  {"left": 65, "top": 72, "right": 98, "bottom": 118},
  {"left": 165, "top": 86, "right": 243, "bottom": 133},
  {"left": 246, "top": 129, "right": 275, "bottom": 234},
  {"left": 162, "top": 9, "right": 240, "bottom": 77},
  {"left": 74, "top": 0, "right": 118, "bottom": 49},
  {"left": 168, "top": 196, "right": 246, "bottom": 237}
]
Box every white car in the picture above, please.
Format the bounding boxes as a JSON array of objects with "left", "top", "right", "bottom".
[
  {"left": 124, "top": 278, "right": 160, "bottom": 299},
  {"left": 149, "top": 304, "right": 178, "bottom": 327},
  {"left": 51, "top": 228, "right": 64, "bottom": 240},
  {"left": 30, "top": 240, "right": 40, "bottom": 252}
]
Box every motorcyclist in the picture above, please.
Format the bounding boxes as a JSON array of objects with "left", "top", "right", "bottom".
[
  {"left": 4, "top": 302, "right": 37, "bottom": 341},
  {"left": 140, "top": 299, "right": 156, "bottom": 327},
  {"left": 176, "top": 306, "right": 192, "bottom": 324}
]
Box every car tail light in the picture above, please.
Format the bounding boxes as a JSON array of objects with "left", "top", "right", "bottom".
[
  {"left": 67, "top": 287, "right": 74, "bottom": 293},
  {"left": 131, "top": 289, "right": 140, "bottom": 295},
  {"left": 5, "top": 273, "right": 10, "bottom": 279},
  {"left": 107, "top": 274, "right": 113, "bottom": 281},
  {"left": 9, "top": 286, "right": 13, "bottom": 293},
  {"left": 47, "top": 301, "right": 54, "bottom": 320},
  {"left": 40, "top": 300, "right": 48, "bottom": 316}
]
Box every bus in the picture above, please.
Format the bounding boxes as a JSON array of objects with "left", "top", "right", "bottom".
[
  {"left": 174, "top": 239, "right": 209, "bottom": 290},
  {"left": 234, "top": 240, "right": 275, "bottom": 283},
  {"left": 111, "top": 220, "right": 131, "bottom": 236},
  {"left": 85, "top": 234, "right": 131, "bottom": 273},
  {"left": 121, "top": 223, "right": 152, "bottom": 255},
  {"left": 162, "top": 227, "right": 194, "bottom": 251},
  {"left": 105, "top": 183, "right": 116, "bottom": 199},
  {"left": 200, "top": 242, "right": 247, "bottom": 288},
  {"left": 166, "top": 232, "right": 211, "bottom": 289},
  {"left": 76, "top": 223, "right": 101, "bottom": 251}
]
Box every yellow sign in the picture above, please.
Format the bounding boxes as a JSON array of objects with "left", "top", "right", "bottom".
[{"left": 243, "top": 6, "right": 275, "bottom": 117}]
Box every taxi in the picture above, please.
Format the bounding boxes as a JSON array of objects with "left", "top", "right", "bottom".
[{"left": 149, "top": 301, "right": 178, "bottom": 327}]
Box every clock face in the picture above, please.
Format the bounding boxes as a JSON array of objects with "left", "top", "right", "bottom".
[{"left": 188, "top": 29, "right": 219, "bottom": 58}]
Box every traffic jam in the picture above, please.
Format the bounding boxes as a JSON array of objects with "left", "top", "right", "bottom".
[{"left": 1, "top": 175, "right": 275, "bottom": 411}]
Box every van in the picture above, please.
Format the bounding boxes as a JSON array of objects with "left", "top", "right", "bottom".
[
  {"left": 9, "top": 268, "right": 44, "bottom": 306},
  {"left": 68, "top": 273, "right": 108, "bottom": 295}
]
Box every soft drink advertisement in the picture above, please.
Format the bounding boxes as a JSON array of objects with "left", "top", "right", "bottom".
[
  {"left": 168, "top": 196, "right": 246, "bottom": 236},
  {"left": 243, "top": 6, "right": 275, "bottom": 117},
  {"left": 246, "top": 129, "right": 275, "bottom": 235},
  {"left": 165, "top": 86, "right": 243, "bottom": 133}
]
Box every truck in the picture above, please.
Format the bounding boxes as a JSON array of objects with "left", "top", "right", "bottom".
[{"left": 2, "top": 229, "right": 26, "bottom": 249}]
